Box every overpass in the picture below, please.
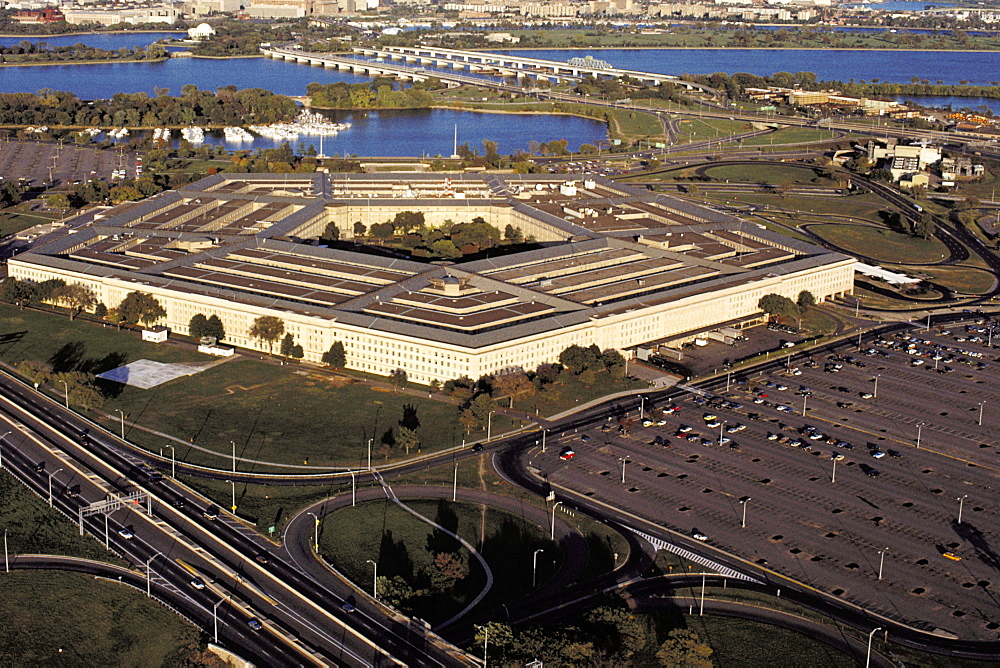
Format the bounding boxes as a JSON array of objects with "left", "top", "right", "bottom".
[{"left": 353, "top": 45, "right": 716, "bottom": 93}]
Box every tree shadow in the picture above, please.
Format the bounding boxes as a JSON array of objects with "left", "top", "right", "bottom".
[
  {"left": 48, "top": 341, "right": 86, "bottom": 373},
  {"left": 379, "top": 529, "right": 414, "bottom": 581},
  {"left": 427, "top": 500, "right": 460, "bottom": 555},
  {"left": 400, "top": 403, "right": 420, "bottom": 430},
  {"left": 0, "top": 330, "right": 27, "bottom": 356}
]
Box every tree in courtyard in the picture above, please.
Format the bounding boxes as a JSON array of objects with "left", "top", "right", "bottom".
[
  {"left": 118, "top": 291, "right": 166, "bottom": 326},
  {"left": 559, "top": 344, "right": 603, "bottom": 375},
  {"left": 249, "top": 315, "right": 285, "bottom": 353},
  {"left": 370, "top": 222, "right": 395, "bottom": 243},
  {"left": 655, "top": 629, "right": 714, "bottom": 667},
  {"left": 393, "top": 210, "right": 424, "bottom": 234},
  {"left": 353, "top": 221, "right": 367, "bottom": 237},
  {"left": 427, "top": 551, "right": 467, "bottom": 591},
  {"left": 321, "top": 221, "right": 340, "bottom": 243},
  {"left": 93, "top": 302, "right": 107, "bottom": 319},
  {"left": 53, "top": 283, "right": 95, "bottom": 320},
  {"left": 280, "top": 333, "right": 295, "bottom": 358},
  {"left": 322, "top": 341, "right": 346, "bottom": 368}
]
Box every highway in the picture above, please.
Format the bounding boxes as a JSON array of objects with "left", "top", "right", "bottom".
[{"left": 0, "top": 371, "right": 473, "bottom": 667}]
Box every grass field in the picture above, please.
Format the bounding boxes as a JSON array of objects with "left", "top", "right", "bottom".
[
  {"left": 0, "top": 207, "right": 61, "bottom": 237},
  {"left": 676, "top": 117, "right": 749, "bottom": 140},
  {"left": 608, "top": 107, "right": 664, "bottom": 140},
  {"left": 0, "top": 571, "right": 211, "bottom": 666},
  {"left": 702, "top": 163, "right": 828, "bottom": 186},
  {"left": 812, "top": 224, "right": 950, "bottom": 264},
  {"left": 320, "top": 498, "right": 557, "bottom": 624},
  {"left": 913, "top": 265, "right": 997, "bottom": 294},
  {"left": 741, "top": 127, "right": 835, "bottom": 146}
]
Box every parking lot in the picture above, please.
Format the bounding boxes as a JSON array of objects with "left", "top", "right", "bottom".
[
  {"left": 0, "top": 140, "right": 138, "bottom": 188},
  {"left": 532, "top": 315, "right": 1000, "bottom": 641}
]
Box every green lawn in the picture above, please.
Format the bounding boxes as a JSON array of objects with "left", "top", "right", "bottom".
[
  {"left": 741, "top": 127, "right": 836, "bottom": 146},
  {"left": 0, "top": 208, "right": 61, "bottom": 237},
  {"left": 811, "top": 224, "right": 950, "bottom": 264},
  {"left": 0, "top": 571, "right": 212, "bottom": 666},
  {"left": 676, "top": 117, "right": 749, "bottom": 140},
  {"left": 701, "top": 163, "right": 828, "bottom": 186},
  {"left": 608, "top": 107, "right": 664, "bottom": 139}
]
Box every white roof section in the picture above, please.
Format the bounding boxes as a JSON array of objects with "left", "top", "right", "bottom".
[{"left": 855, "top": 262, "right": 920, "bottom": 285}]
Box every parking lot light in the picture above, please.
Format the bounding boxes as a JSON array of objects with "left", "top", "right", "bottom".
[
  {"left": 878, "top": 547, "right": 888, "bottom": 580},
  {"left": 916, "top": 422, "right": 924, "bottom": 449},
  {"left": 802, "top": 394, "right": 808, "bottom": 416},
  {"left": 872, "top": 374, "right": 880, "bottom": 399},
  {"left": 866, "top": 627, "right": 883, "bottom": 668},
  {"left": 957, "top": 494, "right": 968, "bottom": 524},
  {"left": 830, "top": 455, "right": 838, "bottom": 483},
  {"left": 978, "top": 401, "right": 985, "bottom": 427},
  {"left": 740, "top": 496, "right": 751, "bottom": 528}
]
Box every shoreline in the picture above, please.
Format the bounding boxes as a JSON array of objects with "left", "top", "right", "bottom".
[
  {"left": 0, "top": 56, "right": 168, "bottom": 68},
  {"left": 0, "top": 29, "right": 183, "bottom": 38},
  {"left": 486, "top": 45, "right": 1000, "bottom": 53}
]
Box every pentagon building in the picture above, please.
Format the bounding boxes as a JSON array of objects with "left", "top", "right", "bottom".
[{"left": 9, "top": 173, "right": 855, "bottom": 384}]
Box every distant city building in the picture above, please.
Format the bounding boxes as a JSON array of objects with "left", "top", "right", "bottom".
[
  {"left": 12, "top": 7, "right": 63, "bottom": 22},
  {"left": 187, "top": 22, "right": 215, "bottom": 39},
  {"left": 61, "top": 4, "right": 181, "bottom": 25}
]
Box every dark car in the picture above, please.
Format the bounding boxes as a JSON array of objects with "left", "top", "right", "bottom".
[
  {"left": 255, "top": 552, "right": 270, "bottom": 565},
  {"left": 472, "top": 443, "right": 484, "bottom": 452},
  {"left": 247, "top": 618, "right": 264, "bottom": 631}
]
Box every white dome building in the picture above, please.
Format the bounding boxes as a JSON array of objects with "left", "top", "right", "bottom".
[{"left": 187, "top": 23, "right": 215, "bottom": 40}]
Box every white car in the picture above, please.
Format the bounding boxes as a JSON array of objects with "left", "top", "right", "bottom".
[
  {"left": 767, "top": 433, "right": 780, "bottom": 441},
  {"left": 692, "top": 531, "right": 708, "bottom": 541},
  {"left": 706, "top": 420, "right": 721, "bottom": 428},
  {"left": 117, "top": 527, "right": 134, "bottom": 540},
  {"left": 776, "top": 405, "right": 791, "bottom": 412}
]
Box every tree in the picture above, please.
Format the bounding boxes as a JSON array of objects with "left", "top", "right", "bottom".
[
  {"left": 376, "top": 575, "right": 415, "bottom": 609},
  {"left": 758, "top": 294, "right": 800, "bottom": 319},
  {"left": 1, "top": 278, "right": 35, "bottom": 308},
  {"left": 914, "top": 212, "right": 933, "bottom": 239},
  {"left": 393, "top": 210, "right": 425, "bottom": 234},
  {"left": 492, "top": 370, "right": 535, "bottom": 408},
  {"left": 118, "top": 291, "right": 166, "bottom": 326},
  {"left": 353, "top": 221, "right": 367, "bottom": 237},
  {"left": 93, "top": 302, "right": 107, "bottom": 319},
  {"left": 370, "top": 222, "right": 395, "bottom": 243},
  {"left": 427, "top": 552, "right": 468, "bottom": 591},
  {"left": 389, "top": 368, "right": 408, "bottom": 390},
  {"left": 322, "top": 341, "right": 346, "bottom": 368},
  {"left": 559, "top": 344, "right": 602, "bottom": 375},
  {"left": 321, "top": 221, "right": 340, "bottom": 243},
  {"left": 52, "top": 370, "right": 104, "bottom": 410},
  {"left": 280, "top": 333, "right": 295, "bottom": 358},
  {"left": 290, "top": 343, "right": 304, "bottom": 359},
  {"left": 459, "top": 393, "right": 494, "bottom": 433},
  {"left": 53, "top": 283, "right": 95, "bottom": 320},
  {"left": 397, "top": 425, "right": 420, "bottom": 455},
  {"left": 206, "top": 314, "right": 225, "bottom": 341},
  {"left": 796, "top": 290, "right": 816, "bottom": 311},
  {"left": 16, "top": 360, "right": 52, "bottom": 388},
  {"left": 655, "top": 629, "right": 714, "bottom": 667},
  {"left": 249, "top": 315, "right": 285, "bottom": 353},
  {"left": 189, "top": 313, "right": 211, "bottom": 338}
]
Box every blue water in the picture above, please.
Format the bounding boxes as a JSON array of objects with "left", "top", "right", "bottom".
[
  {"left": 848, "top": 1, "right": 953, "bottom": 9},
  {"left": 169, "top": 108, "right": 607, "bottom": 157},
  {"left": 900, "top": 95, "right": 1000, "bottom": 114},
  {"left": 0, "top": 31, "right": 179, "bottom": 49},
  {"left": 493, "top": 48, "right": 1000, "bottom": 86}
]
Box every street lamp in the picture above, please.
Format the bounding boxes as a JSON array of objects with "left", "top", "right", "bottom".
[
  {"left": 877, "top": 547, "right": 888, "bottom": 581},
  {"left": 224, "top": 479, "right": 236, "bottom": 513},
  {"left": 718, "top": 420, "right": 725, "bottom": 447},
  {"left": 59, "top": 379, "right": 69, "bottom": 408},
  {"left": 306, "top": 512, "right": 320, "bottom": 551},
  {"left": 639, "top": 395, "right": 645, "bottom": 421},
  {"left": 164, "top": 444, "right": 175, "bottom": 477},
  {"left": 740, "top": 496, "right": 751, "bottom": 528},
  {"left": 349, "top": 470, "right": 356, "bottom": 507},
  {"left": 3, "top": 528, "right": 8, "bottom": 573},
  {"left": 230, "top": 440, "right": 236, "bottom": 474},
  {"left": 978, "top": 401, "right": 985, "bottom": 427},
  {"left": 532, "top": 548, "right": 543, "bottom": 588},
  {"left": 114, "top": 408, "right": 125, "bottom": 440},
  {"left": 831, "top": 454, "right": 838, "bottom": 483},
  {"left": 916, "top": 423, "right": 924, "bottom": 450},
  {"left": 957, "top": 494, "right": 968, "bottom": 524},
  {"left": 47, "top": 468, "right": 63, "bottom": 507},
  {"left": 872, "top": 374, "right": 880, "bottom": 398},
  {"left": 213, "top": 599, "right": 224, "bottom": 643},
  {"left": 487, "top": 411, "right": 494, "bottom": 442},
  {"left": 802, "top": 394, "right": 808, "bottom": 416},
  {"left": 550, "top": 501, "right": 563, "bottom": 540},
  {"left": 367, "top": 438, "right": 373, "bottom": 471},
  {"left": 619, "top": 457, "right": 628, "bottom": 484},
  {"left": 366, "top": 559, "right": 378, "bottom": 599},
  {"left": 866, "top": 627, "right": 883, "bottom": 668}
]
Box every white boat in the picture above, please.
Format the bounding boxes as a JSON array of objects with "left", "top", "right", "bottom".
[
  {"left": 223, "top": 126, "right": 253, "bottom": 142},
  {"left": 181, "top": 126, "right": 205, "bottom": 143}
]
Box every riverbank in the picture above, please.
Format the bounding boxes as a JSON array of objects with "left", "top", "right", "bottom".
[
  {"left": 0, "top": 29, "right": 183, "bottom": 38},
  {"left": 0, "top": 56, "right": 168, "bottom": 68}
]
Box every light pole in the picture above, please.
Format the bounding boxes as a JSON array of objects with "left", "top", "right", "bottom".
[
  {"left": 532, "top": 548, "right": 543, "bottom": 588},
  {"left": 47, "top": 468, "right": 63, "bottom": 507},
  {"left": 0, "top": 430, "right": 10, "bottom": 470},
  {"left": 453, "top": 461, "right": 458, "bottom": 502},
  {"left": 146, "top": 554, "right": 157, "bottom": 598},
  {"left": 872, "top": 374, "right": 880, "bottom": 398},
  {"left": 957, "top": 494, "right": 967, "bottom": 524},
  {"left": 213, "top": 599, "right": 224, "bottom": 643},
  {"left": 306, "top": 512, "right": 320, "bottom": 551},
  {"left": 366, "top": 559, "right": 378, "bottom": 599},
  {"left": 230, "top": 440, "right": 236, "bottom": 474},
  {"left": 866, "top": 627, "right": 883, "bottom": 668},
  {"left": 802, "top": 394, "right": 808, "bottom": 416},
  {"left": 541, "top": 429, "right": 546, "bottom": 453},
  {"left": 978, "top": 401, "right": 985, "bottom": 426},
  {"left": 164, "top": 444, "right": 175, "bottom": 477},
  {"left": 225, "top": 479, "right": 236, "bottom": 513},
  {"left": 487, "top": 411, "right": 493, "bottom": 442},
  {"left": 639, "top": 395, "right": 645, "bottom": 421},
  {"left": 350, "top": 470, "right": 356, "bottom": 507},
  {"left": 831, "top": 455, "right": 838, "bottom": 483},
  {"left": 367, "top": 438, "right": 373, "bottom": 471},
  {"left": 115, "top": 408, "right": 125, "bottom": 440},
  {"left": 59, "top": 379, "right": 69, "bottom": 408},
  {"left": 619, "top": 457, "right": 628, "bottom": 484},
  {"left": 916, "top": 422, "right": 924, "bottom": 450},
  {"left": 4, "top": 528, "right": 8, "bottom": 572},
  {"left": 878, "top": 547, "right": 888, "bottom": 580},
  {"left": 718, "top": 420, "right": 725, "bottom": 447},
  {"left": 550, "top": 501, "right": 563, "bottom": 540},
  {"left": 740, "top": 496, "right": 750, "bottom": 528}
]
